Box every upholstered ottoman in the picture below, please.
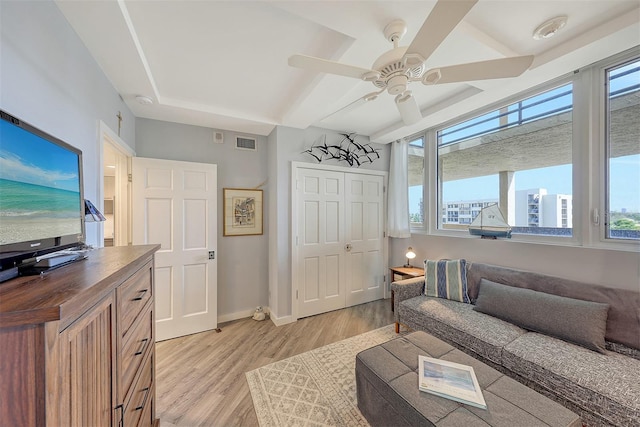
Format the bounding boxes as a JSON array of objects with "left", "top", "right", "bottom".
[{"left": 355, "top": 331, "right": 581, "bottom": 427}]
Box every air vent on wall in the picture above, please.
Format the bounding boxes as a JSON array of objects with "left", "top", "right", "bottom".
[
  {"left": 236, "top": 136, "right": 257, "bottom": 151},
  {"left": 213, "top": 131, "right": 224, "bottom": 144}
]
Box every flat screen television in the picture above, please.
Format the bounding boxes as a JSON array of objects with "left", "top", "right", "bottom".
[{"left": 0, "top": 109, "right": 85, "bottom": 277}]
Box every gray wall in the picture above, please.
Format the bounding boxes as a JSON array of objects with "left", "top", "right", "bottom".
[
  {"left": 389, "top": 235, "right": 639, "bottom": 292},
  {"left": 268, "top": 126, "right": 391, "bottom": 320},
  {"left": 136, "top": 118, "right": 269, "bottom": 320},
  {"left": 1, "top": 0, "right": 136, "bottom": 247}
]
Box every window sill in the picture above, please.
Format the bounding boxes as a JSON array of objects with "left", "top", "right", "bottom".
[{"left": 407, "top": 228, "right": 639, "bottom": 253}]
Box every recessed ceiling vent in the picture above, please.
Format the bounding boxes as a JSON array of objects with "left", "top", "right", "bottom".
[
  {"left": 213, "top": 131, "right": 224, "bottom": 144},
  {"left": 236, "top": 136, "right": 257, "bottom": 151}
]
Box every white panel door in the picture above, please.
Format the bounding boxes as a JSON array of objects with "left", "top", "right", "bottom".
[
  {"left": 132, "top": 157, "right": 217, "bottom": 341},
  {"left": 345, "top": 173, "right": 384, "bottom": 306},
  {"left": 296, "top": 168, "right": 346, "bottom": 318}
]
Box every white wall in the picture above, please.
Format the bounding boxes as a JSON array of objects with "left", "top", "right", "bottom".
[
  {"left": 135, "top": 118, "right": 269, "bottom": 321},
  {"left": 0, "top": 0, "right": 136, "bottom": 247},
  {"left": 390, "top": 235, "right": 639, "bottom": 292},
  {"left": 269, "top": 126, "right": 391, "bottom": 321}
]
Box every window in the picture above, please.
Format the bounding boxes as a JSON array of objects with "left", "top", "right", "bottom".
[
  {"left": 408, "top": 136, "right": 424, "bottom": 226},
  {"left": 605, "top": 58, "right": 640, "bottom": 241},
  {"left": 436, "top": 84, "right": 573, "bottom": 236}
]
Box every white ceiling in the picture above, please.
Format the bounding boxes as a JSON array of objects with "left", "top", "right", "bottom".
[{"left": 55, "top": 0, "right": 640, "bottom": 144}]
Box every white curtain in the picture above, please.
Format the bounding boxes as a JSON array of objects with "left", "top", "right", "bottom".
[{"left": 387, "top": 138, "right": 411, "bottom": 238}]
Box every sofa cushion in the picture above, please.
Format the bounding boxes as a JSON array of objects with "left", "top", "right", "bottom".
[
  {"left": 466, "top": 262, "right": 640, "bottom": 351},
  {"left": 398, "top": 296, "right": 526, "bottom": 364},
  {"left": 474, "top": 279, "right": 609, "bottom": 353},
  {"left": 502, "top": 332, "right": 640, "bottom": 427},
  {"left": 424, "top": 259, "right": 470, "bottom": 303}
]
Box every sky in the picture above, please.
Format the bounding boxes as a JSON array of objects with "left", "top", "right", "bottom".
[{"left": 0, "top": 120, "right": 80, "bottom": 193}]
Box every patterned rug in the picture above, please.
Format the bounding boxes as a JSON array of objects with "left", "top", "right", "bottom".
[{"left": 246, "top": 325, "right": 400, "bottom": 427}]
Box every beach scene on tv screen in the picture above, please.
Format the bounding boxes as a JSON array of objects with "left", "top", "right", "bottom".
[{"left": 0, "top": 121, "right": 82, "bottom": 246}]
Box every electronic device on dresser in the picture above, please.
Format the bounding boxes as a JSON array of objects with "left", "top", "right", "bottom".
[{"left": 0, "top": 109, "right": 85, "bottom": 282}]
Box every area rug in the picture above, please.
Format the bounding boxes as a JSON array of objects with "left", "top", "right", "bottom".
[{"left": 246, "top": 324, "right": 400, "bottom": 427}]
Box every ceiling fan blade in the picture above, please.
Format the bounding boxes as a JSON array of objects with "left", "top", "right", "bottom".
[
  {"left": 289, "top": 54, "right": 377, "bottom": 80},
  {"left": 404, "top": 0, "right": 478, "bottom": 68},
  {"left": 395, "top": 91, "right": 422, "bottom": 125},
  {"left": 422, "top": 55, "right": 534, "bottom": 85}
]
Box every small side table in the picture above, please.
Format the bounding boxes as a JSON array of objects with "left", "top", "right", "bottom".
[{"left": 389, "top": 265, "right": 424, "bottom": 311}]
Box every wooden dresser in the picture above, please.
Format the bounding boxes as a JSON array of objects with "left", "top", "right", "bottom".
[{"left": 0, "top": 245, "right": 160, "bottom": 427}]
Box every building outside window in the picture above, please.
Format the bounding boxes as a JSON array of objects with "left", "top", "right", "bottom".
[
  {"left": 605, "top": 58, "right": 640, "bottom": 241},
  {"left": 407, "top": 50, "right": 638, "bottom": 248},
  {"left": 436, "top": 83, "right": 573, "bottom": 236}
]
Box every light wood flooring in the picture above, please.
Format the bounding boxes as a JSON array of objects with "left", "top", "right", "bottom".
[{"left": 155, "top": 299, "right": 395, "bottom": 426}]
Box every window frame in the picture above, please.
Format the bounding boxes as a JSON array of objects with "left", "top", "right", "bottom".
[
  {"left": 597, "top": 51, "right": 640, "bottom": 248},
  {"left": 424, "top": 73, "right": 580, "bottom": 246},
  {"left": 407, "top": 132, "right": 427, "bottom": 231},
  {"left": 409, "top": 46, "right": 640, "bottom": 252}
]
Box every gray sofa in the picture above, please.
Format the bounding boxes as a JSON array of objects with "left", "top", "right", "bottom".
[{"left": 392, "top": 261, "right": 640, "bottom": 427}]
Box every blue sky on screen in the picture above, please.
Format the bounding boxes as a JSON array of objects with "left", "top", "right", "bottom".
[{"left": 0, "top": 120, "right": 80, "bottom": 192}]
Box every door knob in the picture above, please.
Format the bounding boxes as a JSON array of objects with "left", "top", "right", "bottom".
[{"left": 345, "top": 244, "right": 352, "bottom": 252}]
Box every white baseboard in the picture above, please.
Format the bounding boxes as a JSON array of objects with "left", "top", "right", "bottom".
[
  {"left": 218, "top": 308, "right": 261, "bottom": 324},
  {"left": 270, "top": 314, "right": 294, "bottom": 326},
  {"left": 217, "top": 307, "right": 295, "bottom": 326}
]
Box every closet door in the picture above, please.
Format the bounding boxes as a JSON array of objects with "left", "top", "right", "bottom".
[
  {"left": 296, "top": 168, "right": 346, "bottom": 318},
  {"left": 345, "top": 173, "right": 384, "bottom": 306},
  {"left": 294, "top": 165, "right": 386, "bottom": 319}
]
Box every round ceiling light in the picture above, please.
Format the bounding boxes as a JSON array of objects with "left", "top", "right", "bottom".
[
  {"left": 135, "top": 95, "right": 154, "bottom": 105},
  {"left": 533, "top": 16, "right": 567, "bottom": 40}
]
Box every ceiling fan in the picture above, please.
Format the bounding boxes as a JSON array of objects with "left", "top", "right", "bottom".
[{"left": 288, "top": 0, "right": 534, "bottom": 126}]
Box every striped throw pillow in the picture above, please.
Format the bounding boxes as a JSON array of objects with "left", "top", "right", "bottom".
[{"left": 424, "top": 259, "right": 470, "bottom": 304}]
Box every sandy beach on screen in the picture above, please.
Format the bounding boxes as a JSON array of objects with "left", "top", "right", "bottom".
[{"left": 0, "top": 217, "right": 81, "bottom": 245}]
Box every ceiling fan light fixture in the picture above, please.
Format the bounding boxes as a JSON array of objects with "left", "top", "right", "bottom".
[
  {"left": 363, "top": 92, "right": 380, "bottom": 102},
  {"left": 362, "top": 70, "right": 381, "bottom": 82},
  {"left": 395, "top": 90, "right": 412, "bottom": 104},
  {"left": 423, "top": 68, "right": 442, "bottom": 85},
  {"left": 533, "top": 16, "right": 567, "bottom": 40},
  {"left": 387, "top": 75, "right": 408, "bottom": 95},
  {"left": 395, "top": 90, "right": 422, "bottom": 126},
  {"left": 402, "top": 52, "right": 426, "bottom": 69}
]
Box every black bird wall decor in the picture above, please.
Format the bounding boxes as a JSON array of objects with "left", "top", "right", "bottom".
[{"left": 303, "top": 133, "right": 380, "bottom": 167}]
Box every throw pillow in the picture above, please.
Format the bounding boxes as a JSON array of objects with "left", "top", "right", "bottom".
[
  {"left": 473, "top": 278, "right": 610, "bottom": 353},
  {"left": 424, "top": 259, "right": 470, "bottom": 303}
]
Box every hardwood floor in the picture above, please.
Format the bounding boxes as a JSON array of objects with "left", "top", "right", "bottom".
[{"left": 155, "top": 299, "right": 395, "bottom": 426}]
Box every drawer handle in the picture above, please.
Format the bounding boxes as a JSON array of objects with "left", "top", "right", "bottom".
[
  {"left": 135, "top": 387, "right": 150, "bottom": 411},
  {"left": 135, "top": 338, "right": 149, "bottom": 356},
  {"left": 132, "top": 289, "right": 148, "bottom": 301},
  {"left": 115, "top": 403, "right": 124, "bottom": 427}
]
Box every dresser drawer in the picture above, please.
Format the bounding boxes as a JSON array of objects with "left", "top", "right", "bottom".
[
  {"left": 121, "top": 304, "right": 153, "bottom": 400},
  {"left": 124, "top": 352, "right": 153, "bottom": 427},
  {"left": 139, "top": 394, "right": 154, "bottom": 427},
  {"left": 119, "top": 260, "right": 153, "bottom": 339}
]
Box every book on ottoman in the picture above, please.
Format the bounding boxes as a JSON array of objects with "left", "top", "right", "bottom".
[{"left": 418, "top": 355, "right": 487, "bottom": 409}]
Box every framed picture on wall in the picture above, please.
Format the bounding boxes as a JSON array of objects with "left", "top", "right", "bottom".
[{"left": 223, "top": 188, "right": 263, "bottom": 236}]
